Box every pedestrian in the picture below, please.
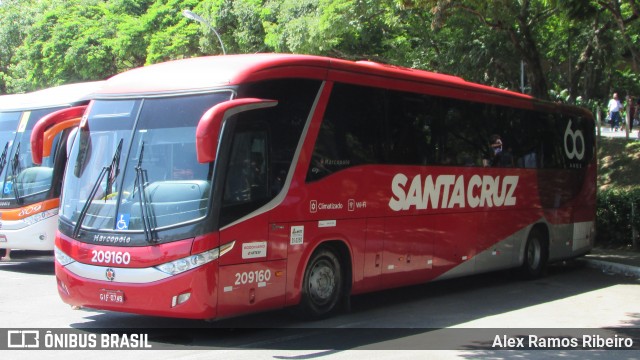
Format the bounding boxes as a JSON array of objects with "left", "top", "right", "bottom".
[{"left": 608, "top": 93, "right": 623, "bottom": 131}]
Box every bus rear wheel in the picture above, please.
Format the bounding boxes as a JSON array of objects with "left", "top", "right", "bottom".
[
  {"left": 298, "top": 247, "right": 343, "bottom": 319},
  {"left": 520, "top": 228, "right": 548, "bottom": 279}
]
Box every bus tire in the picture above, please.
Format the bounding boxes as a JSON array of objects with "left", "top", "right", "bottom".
[
  {"left": 298, "top": 247, "right": 343, "bottom": 319},
  {"left": 520, "top": 228, "right": 548, "bottom": 279}
]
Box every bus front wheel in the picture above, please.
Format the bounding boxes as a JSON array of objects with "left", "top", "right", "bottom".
[
  {"left": 298, "top": 247, "right": 343, "bottom": 319},
  {"left": 520, "top": 228, "right": 548, "bottom": 279}
]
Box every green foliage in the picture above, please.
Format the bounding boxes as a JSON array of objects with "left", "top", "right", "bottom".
[
  {"left": 9, "top": 0, "right": 117, "bottom": 90},
  {"left": 224, "top": 0, "right": 268, "bottom": 53},
  {"left": 3, "top": 0, "right": 640, "bottom": 253},
  {"left": 596, "top": 137, "right": 640, "bottom": 248},
  {"left": 0, "top": 0, "right": 38, "bottom": 92},
  {"left": 1, "top": 0, "right": 640, "bottom": 105},
  {"left": 596, "top": 188, "right": 640, "bottom": 248},
  {"left": 143, "top": 0, "right": 202, "bottom": 63},
  {"left": 2, "top": 0, "right": 205, "bottom": 91}
]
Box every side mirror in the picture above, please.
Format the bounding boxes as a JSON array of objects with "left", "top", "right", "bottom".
[
  {"left": 196, "top": 98, "right": 278, "bottom": 163},
  {"left": 31, "top": 105, "right": 87, "bottom": 165}
]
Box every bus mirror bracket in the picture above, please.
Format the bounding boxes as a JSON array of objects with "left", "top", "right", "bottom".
[
  {"left": 31, "top": 105, "right": 87, "bottom": 165},
  {"left": 196, "top": 98, "right": 278, "bottom": 163}
]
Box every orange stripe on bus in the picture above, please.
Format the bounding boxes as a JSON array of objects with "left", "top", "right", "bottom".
[
  {"left": 42, "top": 118, "right": 81, "bottom": 158},
  {"left": 0, "top": 198, "right": 60, "bottom": 220}
]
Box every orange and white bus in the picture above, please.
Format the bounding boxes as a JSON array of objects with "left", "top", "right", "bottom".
[
  {"left": 0, "top": 94, "right": 30, "bottom": 255},
  {"left": 0, "top": 82, "right": 102, "bottom": 256},
  {"left": 53, "top": 54, "right": 595, "bottom": 319}
]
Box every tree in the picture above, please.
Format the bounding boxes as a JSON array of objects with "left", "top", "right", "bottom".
[
  {"left": 406, "top": 0, "right": 554, "bottom": 99},
  {"left": 259, "top": 0, "right": 404, "bottom": 61},
  {"left": 103, "top": 0, "right": 157, "bottom": 71},
  {"left": 140, "top": 0, "right": 203, "bottom": 64},
  {"left": 9, "top": 0, "right": 117, "bottom": 91},
  {"left": 2, "top": 0, "right": 640, "bottom": 106},
  {"left": 558, "top": 0, "right": 640, "bottom": 101},
  {"left": 0, "top": 0, "right": 37, "bottom": 93},
  {"left": 191, "top": 0, "right": 267, "bottom": 54}
]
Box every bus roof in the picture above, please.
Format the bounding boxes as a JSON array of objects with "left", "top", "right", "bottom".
[
  {"left": 94, "top": 54, "right": 535, "bottom": 103},
  {"left": 22, "top": 81, "right": 105, "bottom": 110},
  {"left": 1, "top": 81, "right": 105, "bottom": 112},
  {"left": 0, "top": 93, "right": 29, "bottom": 111}
]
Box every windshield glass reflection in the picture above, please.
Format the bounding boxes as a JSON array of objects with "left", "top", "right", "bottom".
[{"left": 60, "top": 92, "right": 231, "bottom": 240}]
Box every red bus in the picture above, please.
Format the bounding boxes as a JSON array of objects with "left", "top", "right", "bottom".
[
  {"left": 53, "top": 54, "right": 596, "bottom": 320},
  {"left": 0, "top": 82, "right": 102, "bottom": 258}
]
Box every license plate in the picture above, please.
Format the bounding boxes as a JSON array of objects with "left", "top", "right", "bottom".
[{"left": 99, "top": 289, "right": 124, "bottom": 303}]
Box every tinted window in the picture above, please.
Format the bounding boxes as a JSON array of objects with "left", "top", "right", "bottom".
[
  {"left": 219, "top": 79, "right": 321, "bottom": 227},
  {"left": 307, "top": 84, "right": 385, "bottom": 181},
  {"left": 307, "top": 83, "right": 594, "bottom": 182}
]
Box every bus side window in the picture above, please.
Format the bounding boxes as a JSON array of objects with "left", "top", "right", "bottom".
[
  {"left": 223, "top": 127, "right": 268, "bottom": 204},
  {"left": 441, "top": 103, "right": 485, "bottom": 167},
  {"left": 386, "top": 93, "right": 434, "bottom": 166},
  {"left": 219, "top": 79, "right": 320, "bottom": 227},
  {"left": 219, "top": 117, "right": 270, "bottom": 227},
  {"left": 307, "top": 83, "right": 385, "bottom": 182}
]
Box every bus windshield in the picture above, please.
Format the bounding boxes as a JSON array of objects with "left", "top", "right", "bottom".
[
  {"left": 0, "top": 111, "right": 21, "bottom": 197},
  {"left": 60, "top": 92, "right": 232, "bottom": 239},
  {"left": 0, "top": 107, "right": 65, "bottom": 204}
]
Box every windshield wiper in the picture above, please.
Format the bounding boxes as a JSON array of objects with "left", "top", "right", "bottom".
[
  {"left": 134, "top": 141, "right": 157, "bottom": 243},
  {"left": 10, "top": 143, "right": 22, "bottom": 204},
  {"left": 105, "top": 138, "right": 123, "bottom": 199},
  {"left": 72, "top": 139, "right": 123, "bottom": 238},
  {"left": 0, "top": 142, "right": 10, "bottom": 178}
]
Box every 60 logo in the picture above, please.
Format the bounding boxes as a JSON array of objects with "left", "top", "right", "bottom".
[{"left": 564, "top": 120, "right": 585, "bottom": 161}]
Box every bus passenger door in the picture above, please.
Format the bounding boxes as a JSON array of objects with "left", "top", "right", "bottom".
[
  {"left": 215, "top": 117, "right": 287, "bottom": 318},
  {"left": 217, "top": 215, "right": 287, "bottom": 318}
]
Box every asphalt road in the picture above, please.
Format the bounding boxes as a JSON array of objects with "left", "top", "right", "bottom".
[{"left": 0, "top": 252, "right": 639, "bottom": 359}]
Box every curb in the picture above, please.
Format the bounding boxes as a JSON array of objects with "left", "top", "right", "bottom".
[{"left": 582, "top": 259, "right": 640, "bottom": 278}]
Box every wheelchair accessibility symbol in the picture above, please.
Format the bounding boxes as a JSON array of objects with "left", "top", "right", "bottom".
[{"left": 116, "top": 214, "right": 130, "bottom": 230}]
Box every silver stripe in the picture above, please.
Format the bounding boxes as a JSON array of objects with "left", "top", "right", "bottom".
[
  {"left": 91, "top": 88, "right": 237, "bottom": 100},
  {"left": 0, "top": 212, "right": 58, "bottom": 230},
  {"left": 64, "top": 261, "right": 171, "bottom": 284},
  {"left": 0, "top": 219, "right": 30, "bottom": 231}
]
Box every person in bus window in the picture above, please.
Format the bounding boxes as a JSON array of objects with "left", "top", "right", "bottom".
[{"left": 483, "top": 134, "right": 513, "bottom": 167}]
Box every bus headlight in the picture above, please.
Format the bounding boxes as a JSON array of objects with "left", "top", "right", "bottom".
[
  {"left": 154, "top": 241, "right": 235, "bottom": 276},
  {"left": 54, "top": 246, "right": 76, "bottom": 266}
]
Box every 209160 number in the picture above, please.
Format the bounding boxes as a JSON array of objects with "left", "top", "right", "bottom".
[
  {"left": 91, "top": 250, "right": 131, "bottom": 265},
  {"left": 235, "top": 269, "right": 271, "bottom": 285}
]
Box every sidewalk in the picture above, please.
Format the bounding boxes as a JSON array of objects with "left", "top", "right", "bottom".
[
  {"left": 598, "top": 125, "right": 640, "bottom": 139},
  {"left": 582, "top": 248, "right": 640, "bottom": 278},
  {"left": 590, "top": 126, "right": 640, "bottom": 276}
]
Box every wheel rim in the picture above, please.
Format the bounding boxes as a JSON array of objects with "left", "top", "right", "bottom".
[
  {"left": 526, "top": 237, "right": 541, "bottom": 270},
  {"left": 308, "top": 258, "right": 336, "bottom": 306}
]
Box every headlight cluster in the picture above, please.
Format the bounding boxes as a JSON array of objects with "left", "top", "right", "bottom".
[
  {"left": 55, "top": 240, "right": 235, "bottom": 276},
  {"left": 22, "top": 208, "right": 59, "bottom": 226},
  {"left": 54, "top": 246, "right": 76, "bottom": 266},
  {"left": 154, "top": 241, "right": 235, "bottom": 276}
]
